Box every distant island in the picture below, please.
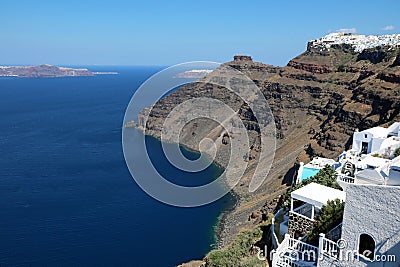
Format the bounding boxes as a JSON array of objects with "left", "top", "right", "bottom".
[{"left": 0, "top": 64, "right": 118, "bottom": 78}]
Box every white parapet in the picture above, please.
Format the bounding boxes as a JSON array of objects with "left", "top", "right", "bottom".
[{"left": 296, "top": 162, "right": 304, "bottom": 184}]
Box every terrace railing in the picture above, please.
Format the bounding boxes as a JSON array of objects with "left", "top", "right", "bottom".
[
  {"left": 319, "top": 233, "right": 339, "bottom": 260},
  {"left": 272, "top": 234, "right": 318, "bottom": 267},
  {"left": 337, "top": 174, "right": 355, "bottom": 184}
]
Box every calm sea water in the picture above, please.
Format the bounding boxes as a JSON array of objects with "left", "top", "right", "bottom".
[{"left": 0, "top": 67, "right": 234, "bottom": 267}]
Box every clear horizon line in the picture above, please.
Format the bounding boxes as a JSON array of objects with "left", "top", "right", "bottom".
[{"left": 0, "top": 63, "right": 171, "bottom": 67}]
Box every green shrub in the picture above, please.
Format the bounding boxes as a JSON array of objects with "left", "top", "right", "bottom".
[
  {"left": 205, "top": 250, "right": 231, "bottom": 267},
  {"left": 239, "top": 256, "right": 265, "bottom": 267},
  {"left": 307, "top": 199, "right": 345, "bottom": 246},
  {"left": 394, "top": 148, "right": 400, "bottom": 158},
  {"left": 205, "top": 224, "right": 267, "bottom": 267}
]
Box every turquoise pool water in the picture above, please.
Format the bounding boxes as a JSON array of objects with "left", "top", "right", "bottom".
[{"left": 301, "top": 167, "right": 320, "bottom": 182}]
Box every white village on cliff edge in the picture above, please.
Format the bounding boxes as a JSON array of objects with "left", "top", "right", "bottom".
[{"left": 311, "top": 32, "right": 400, "bottom": 52}]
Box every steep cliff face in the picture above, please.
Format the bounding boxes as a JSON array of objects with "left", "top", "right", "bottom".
[
  {"left": 267, "top": 44, "right": 400, "bottom": 160},
  {"left": 136, "top": 44, "right": 400, "bottom": 246}
]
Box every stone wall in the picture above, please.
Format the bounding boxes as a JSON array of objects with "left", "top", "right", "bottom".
[{"left": 288, "top": 211, "right": 314, "bottom": 238}]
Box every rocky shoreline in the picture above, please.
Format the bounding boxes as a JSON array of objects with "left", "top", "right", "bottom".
[{"left": 214, "top": 190, "right": 239, "bottom": 249}]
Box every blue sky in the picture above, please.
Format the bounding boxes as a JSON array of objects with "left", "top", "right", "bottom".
[{"left": 1, "top": 0, "right": 399, "bottom": 66}]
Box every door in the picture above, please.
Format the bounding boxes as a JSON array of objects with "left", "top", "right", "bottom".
[{"left": 361, "top": 142, "right": 368, "bottom": 154}]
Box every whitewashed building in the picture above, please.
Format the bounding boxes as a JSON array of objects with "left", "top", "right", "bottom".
[
  {"left": 320, "top": 158, "right": 400, "bottom": 267},
  {"left": 272, "top": 157, "right": 400, "bottom": 267},
  {"left": 310, "top": 33, "right": 400, "bottom": 53},
  {"left": 352, "top": 122, "right": 400, "bottom": 155}
]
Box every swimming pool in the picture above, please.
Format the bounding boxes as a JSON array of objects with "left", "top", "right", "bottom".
[{"left": 301, "top": 167, "right": 320, "bottom": 182}]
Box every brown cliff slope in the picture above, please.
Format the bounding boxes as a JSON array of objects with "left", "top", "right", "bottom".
[{"left": 136, "top": 44, "right": 400, "bottom": 247}]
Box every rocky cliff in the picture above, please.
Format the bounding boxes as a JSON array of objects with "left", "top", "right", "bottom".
[{"left": 136, "top": 42, "right": 400, "bottom": 247}]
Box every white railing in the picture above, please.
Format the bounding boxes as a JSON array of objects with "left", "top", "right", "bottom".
[
  {"left": 272, "top": 209, "right": 285, "bottom": 248},
  {"left": 337, "top": 174, "right": 355, "bottom": 183},
  {"left": 272, "top": 234, "right": 318, "bottom": 267},
  {"left": 272, "top": 235, "right": 290, "bottom": 267},
  {"left": 274, "top": 234, "right": 289, "bottom": 257},
  {"left": 288, "top": 238, "right": 319, "bottom": 262},
  {"left": 319, "top": 233, "right": 339, "bottom": 259}
]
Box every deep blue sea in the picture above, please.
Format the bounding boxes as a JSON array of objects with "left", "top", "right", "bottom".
[{"left": 0, "top": 67, "right": 234, "bottom": 267}]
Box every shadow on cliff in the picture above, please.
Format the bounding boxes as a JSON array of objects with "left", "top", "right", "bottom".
[{"left": 281, "top": 163, "right": 298, "bottom": 186}]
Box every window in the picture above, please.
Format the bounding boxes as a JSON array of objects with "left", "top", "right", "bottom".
[
  {"left": 359, "top": 234, "right": 375, "bottom": 261},
  {"left": 364, "top": 134, "right": 368, "bottom": 139}
]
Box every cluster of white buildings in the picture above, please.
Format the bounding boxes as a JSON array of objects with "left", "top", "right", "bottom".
[
  {"left": 271, "top": 122, "right": 400, "bottom": 266},
  {"left": 337, "top": 122, "right": 400, "bottom": 187},
  {"left": 311, "top": 32, "right": 400, "bottom": 52}
]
